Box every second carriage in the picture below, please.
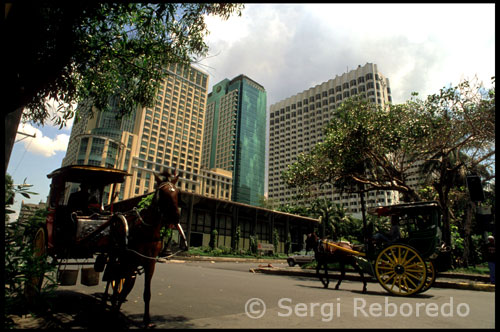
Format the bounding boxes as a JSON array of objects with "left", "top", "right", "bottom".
[{"left": 316, "top": 201, "right": 449, "bottom": 296}]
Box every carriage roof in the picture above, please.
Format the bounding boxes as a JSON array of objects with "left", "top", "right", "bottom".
[
  {"left": 368, "top": 201, "right": 440, "bottom": 217},
  {"left": 47, "top": 165, "right": 130, "bottom": 187}
]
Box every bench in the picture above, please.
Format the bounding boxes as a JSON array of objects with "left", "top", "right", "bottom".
[{"left": 257, "top": 242, "right": 274, "bottom": 255}]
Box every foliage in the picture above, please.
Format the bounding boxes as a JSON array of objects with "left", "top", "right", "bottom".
[
  {"left": 233, "top": 225, "right": 241, "bottom": 251},
  {"left": 249, "top": 235, "right": 258, "bottom": 255},
  {"left": 284, "top": 232, "right": 292, "bottom": 255},
  {"left": 5, "top": 174, "right": 39, "bottom": 222},
  {"left": 209, "top": 229, "right": 218, "bottom": 250},
  {"left": 4, "top": 209, "right": 58, "bottom": 322},
  {"left": 272, "top": 228, "right": 280, "bottom": 253},
  {"left": 281, "top": 96, "right": 423, "bottom": 202},
  {"left": 5, "top": 3, "right": 244, "bottom": 127},
  {"left": 136, "top": 193, "right": 155, "bottom": 212},
  {"left": 282, "top": 78, "right": 495, "bottom": 248}
]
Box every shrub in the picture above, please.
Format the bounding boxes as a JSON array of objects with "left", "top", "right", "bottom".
[{"left": 4, "top": 210, "right": 57, "bottom": 321}]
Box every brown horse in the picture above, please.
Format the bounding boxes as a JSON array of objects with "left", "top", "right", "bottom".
[
  {"left": 305, "top": 232, "right": 367, "bottom": 293},
  {"left": 101, "top": 169, "right": 187, "bottom": 328}
]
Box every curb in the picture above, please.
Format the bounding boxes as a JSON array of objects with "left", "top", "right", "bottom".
[
  {"left": 252, "top": 267, "right": 495, "bottom": 292},
  {"left": 174, "top": 255, "right": 287, "bottom": 264},
  {"left": 167, "top": 255, "right": 495, "bottom": 292}
]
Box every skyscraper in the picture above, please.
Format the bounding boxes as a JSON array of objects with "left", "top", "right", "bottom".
[
  {"left": 61, "top": 63, "right": 210, "bottom": 204},
  {"left": 268, "top": 63, "right": 398, "bottom": 216},
  {"left": 202, "top": 75, "right": 267, "bottom": 206}
]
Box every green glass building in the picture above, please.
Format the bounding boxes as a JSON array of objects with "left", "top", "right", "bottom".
[{"left": 202, "top": 75, "right": 267, "bottom": 206}]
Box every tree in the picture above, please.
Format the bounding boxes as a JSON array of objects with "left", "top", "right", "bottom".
[
  {"left": 282, "top": 97, "right": 424, "bottom": 203},
  {"left": 282, "top": 78, "right": 495, "bottom": 248},
  {"left": 4, "top": 3, "right": 244, "bottom": 170},
  {"left": 410, "top": 78, "right": 495, "bottom": 246}
]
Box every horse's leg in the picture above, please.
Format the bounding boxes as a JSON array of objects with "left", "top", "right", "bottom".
[
  {"left": 143, "top": 261, "right": 156, "bottom": 328},
  {"left": 319, "top": 259, "right": 329, "bottom": 288},
  {"left": 336, "top": 260, "right": 345, "bottom": 290},
  {"left": 352, "top": 258, "right": 367, "bottom": 294},
  {"left": 102, "top": 280, "right": 111, "bottom": 306}
]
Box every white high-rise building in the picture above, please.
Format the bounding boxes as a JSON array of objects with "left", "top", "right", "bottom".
[{"left": 268, "top": 63, "right": 399, "bottom": 217}]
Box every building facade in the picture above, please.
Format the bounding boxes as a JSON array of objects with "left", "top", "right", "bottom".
[
  {"left": 18, "top": 201, "right": 47, "bottom": 223},
  {"left": 61, "top": 63, "right": 234, "bottom": 204},
  {"left": 268, "top": 63, "right": 399, "bottom": 217},
  {"left": 202, "top": 75, "right": 267, "bottom": 206}
]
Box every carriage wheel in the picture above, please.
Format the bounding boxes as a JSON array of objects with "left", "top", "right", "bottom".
[
  {"left": 375, "top": 244, "right": 427, "bottom": 296},
  {"left": 24, "top": 227, "right": 47, "bottom": 301},
  {"left": 112, "top": 278, "right": 126, "bottom": 294},
  {"left": 418, "top": 260, "right": 436, "bottom": 293}
]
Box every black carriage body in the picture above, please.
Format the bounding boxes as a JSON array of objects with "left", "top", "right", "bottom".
[
  {"left": 368, "top": 201, "right": 442, "bottom": 259},
  {"left": 45, "top": 165, "right": 130, "bottom": 258}
]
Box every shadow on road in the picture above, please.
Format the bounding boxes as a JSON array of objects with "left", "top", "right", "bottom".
[{"left": 21, "top": 290, "right": 194, "bottom": 329}]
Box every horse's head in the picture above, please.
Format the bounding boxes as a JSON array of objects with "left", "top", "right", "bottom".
[
  {"left": 153, "top": 169, "right": 188, "bottom": 249},
  {"left": 154, "top": 169, "right": 180, "bottom": 223},
  {"left": 305, "top": 232, "right": 319, "bottom": 252}
]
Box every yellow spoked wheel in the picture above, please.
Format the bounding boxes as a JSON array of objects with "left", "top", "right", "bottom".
[
  {"left": 375, "top": 244, "right": 427, "bottom": 296},
  {"left": 419, "top": 260, "right": 436, "bottom": 293},
  {"left": 112, "top": 278, "right": 126, "bottom": 294}
]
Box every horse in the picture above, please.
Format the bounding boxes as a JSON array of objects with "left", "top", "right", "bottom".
[
  {"left": 305, "top": 232, "right": 367, "bottom": 293},
  {"left": 101, "top": 169, "right": 187, "bottom": 328}
]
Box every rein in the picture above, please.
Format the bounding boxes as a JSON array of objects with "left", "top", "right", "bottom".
[
  {"left": 117, "top": 179, "right": 182, "bottom": 261},
  {"left": 125, "top": 248, "right": 185, "bottom": 262}
]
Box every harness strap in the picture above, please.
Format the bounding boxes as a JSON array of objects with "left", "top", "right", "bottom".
[{"left": 125, "top": 248, "right": 185, "bottom": 262}]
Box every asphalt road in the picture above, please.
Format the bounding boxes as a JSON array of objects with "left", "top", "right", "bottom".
[{"left": 46, "top": 260, "right": 494, "bottom": 328}]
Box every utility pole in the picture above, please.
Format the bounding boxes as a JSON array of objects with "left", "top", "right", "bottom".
[{"left": 15, "top": 131, "right": 36, "bottom": 143}]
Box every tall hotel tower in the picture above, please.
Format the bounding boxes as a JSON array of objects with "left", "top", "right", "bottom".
[
  {"left": 62, "top": 63, "right": 209, "bottom": 204},
  {"left": 268, "top": 63, "right": 399, "bottom": 216},
  {"left": 202, "top": 75, "right": 267, "bottom": 206}
]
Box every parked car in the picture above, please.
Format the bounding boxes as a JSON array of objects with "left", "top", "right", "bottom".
[{"left": 287, "top": 249, "right": 315, "bottom": 267}]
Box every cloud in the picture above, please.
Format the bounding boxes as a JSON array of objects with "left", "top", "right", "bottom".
[
  {"left": 200, "top": 4, "right": 495, "bottom": 106},
  {"left": 16, "top": 122, "right": 69, "bottom": 157}
]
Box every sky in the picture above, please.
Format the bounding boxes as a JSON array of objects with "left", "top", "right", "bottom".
[{"left": 6, "top": 3, "right": 495, "bottom": 221}]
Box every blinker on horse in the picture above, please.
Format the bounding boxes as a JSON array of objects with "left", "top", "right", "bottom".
[
  {"left": 102, "top": 169, "right": 187, "bottom": 328},
  {"left": 305, "top": 232, "right": 367, "bottom": 294}
]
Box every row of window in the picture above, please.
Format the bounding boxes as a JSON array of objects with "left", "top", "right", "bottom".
[{"left": 271, "top": 74, "right": 391, "bottom": 118}]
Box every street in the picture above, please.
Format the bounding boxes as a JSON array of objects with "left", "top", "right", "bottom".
[{"left": 53, "top": 260, "right": 494, "bottom": 328}]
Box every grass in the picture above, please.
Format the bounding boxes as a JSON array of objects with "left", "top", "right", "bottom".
[
  {"left": 449, "top": 265, "right": 490, "bottom": 275},
  {"left": 186, "top": 247, "right": 492, "bottom": 275},
  {"left": 186, "top": 246, "right": 289, "bottom": 259}
]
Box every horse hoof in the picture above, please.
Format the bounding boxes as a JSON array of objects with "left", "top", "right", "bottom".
[{"left": 335, "top": 286, "right": 339, "bottom": 290}]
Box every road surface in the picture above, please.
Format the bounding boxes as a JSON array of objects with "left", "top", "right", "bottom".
[{"left": 47, "top": 260, "right": 495, "bottom": 328}]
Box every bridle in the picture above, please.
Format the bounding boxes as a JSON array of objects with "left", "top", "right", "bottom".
[{"left": 157, "top": 181, "right": 177, "bottom": 192}]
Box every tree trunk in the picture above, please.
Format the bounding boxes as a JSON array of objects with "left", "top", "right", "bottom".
[{"left": 462, "top": 201, "right": 475, "bottom": 267}]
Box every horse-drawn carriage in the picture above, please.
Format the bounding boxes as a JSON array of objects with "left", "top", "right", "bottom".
[
  {"left": 27, "top": 165, "right": 187, "bottom": 327},
  {"left": 306, "top": 201, "right": 449, "bottom": 296}
]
